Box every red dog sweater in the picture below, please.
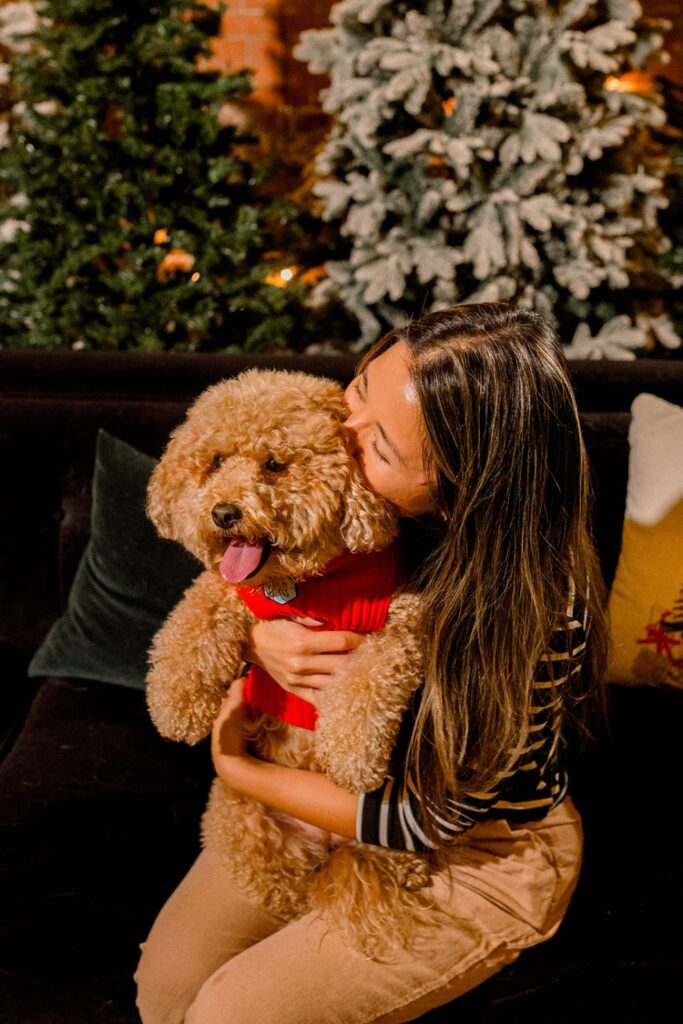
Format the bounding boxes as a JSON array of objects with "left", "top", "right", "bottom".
[{"left": 237, "top": 542, "right": 401, "bottom": 730}]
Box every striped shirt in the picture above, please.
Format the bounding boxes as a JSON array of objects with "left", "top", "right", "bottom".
[{"left": 356, "top": 585, "right": 590, "bottom": 853}]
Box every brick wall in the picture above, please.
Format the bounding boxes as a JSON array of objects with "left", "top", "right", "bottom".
[
  {"left": 645, "top": 1, "right": 683, "bottom": 86},
  {"left": 204, "top": 0, "right": 333, "bottom": 108},
  {"left": 198, "top": 0, "right": 333, "bottom": 177}
]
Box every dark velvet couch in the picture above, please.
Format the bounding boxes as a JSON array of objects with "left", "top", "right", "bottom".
[{"left": 1, "top": 350, "right": 682, "bottom": 1024}]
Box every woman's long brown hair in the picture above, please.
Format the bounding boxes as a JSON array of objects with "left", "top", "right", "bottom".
[{"left": 355, "top": 302, "right": 611, "bottom": 867}]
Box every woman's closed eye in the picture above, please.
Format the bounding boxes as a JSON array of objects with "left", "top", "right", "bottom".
[
  {"left": 370, "top": 439, "right": 390, "bottom": 464},
  {"left": 353, "top": 378, "right": 390, "bottom": 464}
]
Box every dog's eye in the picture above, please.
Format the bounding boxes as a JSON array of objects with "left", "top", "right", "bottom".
[
  {"left": 264, "top": 457, "right": 287, "bottom": 473},
  {"left": 210, "top": 454, "right": 224, "bottom": 472}
]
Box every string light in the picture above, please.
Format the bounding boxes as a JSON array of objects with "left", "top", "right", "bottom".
[
  {"left": 264, "top": 266, "right": 298, "bottom": 287},
  {"left": 605, "top": 72, "right": 656, "bottom": 96},
  {"left": 157, "top": 247, "right": 195, "bottom": 282}
]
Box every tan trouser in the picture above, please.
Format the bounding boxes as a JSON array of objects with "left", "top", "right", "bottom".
[{"left": 134, "top": 795, "right": 583, "bottom": 1024}]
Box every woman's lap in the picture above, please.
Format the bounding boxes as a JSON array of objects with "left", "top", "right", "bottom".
[{"left": 135, "top": 795, "right": 583, "bottom": 1024}]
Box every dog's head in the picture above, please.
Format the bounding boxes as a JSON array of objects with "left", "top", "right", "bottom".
[{"left": 146, "top": 368, "right": 399, "bottom": 584}]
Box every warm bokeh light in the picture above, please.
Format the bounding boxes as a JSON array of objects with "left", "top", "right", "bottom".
[
  {"left": 157, "top": 247, "right": 195, "bottom": 281},
  {"left": 153, "top": 228, "right": 170, "bottom": 244},
  {"left": 605, "top": 72, "right": 657, "bottom": 95},
  {"left": 264, "top": 266, "right": 298, "bottom": 287},
  {"left": 299, "top": 265, "right": 326, "bottom": 286}
]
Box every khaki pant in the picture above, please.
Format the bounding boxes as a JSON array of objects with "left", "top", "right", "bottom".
[{"left": 134, "top": 794, "right": 583, "bottom": 1024}]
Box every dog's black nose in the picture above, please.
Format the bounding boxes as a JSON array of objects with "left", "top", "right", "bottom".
[{"left": 211, "top": 502, "right": 243, "bottom": 529}]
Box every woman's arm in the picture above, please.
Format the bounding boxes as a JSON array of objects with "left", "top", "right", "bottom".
[{"left": 211, "top": 677, "right": 359, "bottom": 838}]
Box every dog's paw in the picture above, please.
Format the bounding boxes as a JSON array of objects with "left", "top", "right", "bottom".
[
  {"left": 394, "top": 853, "right": 431, "bottom": 892},
  {"left": 145, "top": 670, "right": 222, "bottom": 744}
]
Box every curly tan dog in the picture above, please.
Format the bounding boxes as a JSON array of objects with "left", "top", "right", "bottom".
[{"left": 145, "top": 368, "right": 443, "bottom": 960}]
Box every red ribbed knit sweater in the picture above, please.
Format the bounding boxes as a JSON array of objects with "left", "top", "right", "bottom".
[{"left": 237, "top": 542, "right": 401, "bottom": 730}]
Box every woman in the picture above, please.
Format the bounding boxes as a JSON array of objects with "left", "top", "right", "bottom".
[{"left": 135, "top": 303, "right": 610, "bottom": 1024}]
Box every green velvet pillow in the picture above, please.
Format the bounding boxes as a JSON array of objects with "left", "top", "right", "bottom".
[{"left": 28, "top": 429, "right": 201, "bottom": 690}]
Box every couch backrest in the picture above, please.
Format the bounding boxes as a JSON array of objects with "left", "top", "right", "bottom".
[{"left": 2, "top": 351, "right": 682, "bottom": 653}]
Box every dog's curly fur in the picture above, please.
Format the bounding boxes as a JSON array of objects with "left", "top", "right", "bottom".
[{"left": 145, "top": 368, "right": 444, "bottom": 960}]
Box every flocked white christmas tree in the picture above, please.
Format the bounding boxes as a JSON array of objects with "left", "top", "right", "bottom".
[{"left": 295, "top": 0, "right": 682, "bottom": 357}]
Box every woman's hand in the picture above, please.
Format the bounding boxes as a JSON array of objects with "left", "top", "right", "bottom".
[
  {"left": 211, "top": 675, "right": 251, "bottom": 769},
  {"left": 243, "top": 617, "right": 366, "bottom": 707},
  {"left": 210, "top": 673, "right": 359, "bottom": 835}
]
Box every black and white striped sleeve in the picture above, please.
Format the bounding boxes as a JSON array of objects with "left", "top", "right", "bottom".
[
  {"left": 355, "top": 592, "right": 590, "bottom": 854},
  {"left": 356, "top": 763, "right": 504, "bottom": 854}
]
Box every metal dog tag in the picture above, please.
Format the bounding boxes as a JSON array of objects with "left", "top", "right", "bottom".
[{"left": 263, "top": 579, "right": 298, "bottom": 605}]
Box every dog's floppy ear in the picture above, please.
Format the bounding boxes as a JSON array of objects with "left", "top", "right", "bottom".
[
  {"left": 146, "top": 434, "right": 184, "bottom": 540},
  {"left": 340, "top": 466, "right": 399, "bottom": 553}
]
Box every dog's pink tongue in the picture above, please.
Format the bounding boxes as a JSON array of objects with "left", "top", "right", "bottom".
[{"left": 220, "top": 538, "right": 265, "bottom": 583}]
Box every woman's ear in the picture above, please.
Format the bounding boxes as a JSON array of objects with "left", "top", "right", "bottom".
[{"left": 340, "top": 466, "right": 399, "bottom": 553}]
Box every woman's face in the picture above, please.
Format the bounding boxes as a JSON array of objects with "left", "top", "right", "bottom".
[{"left": 342, "top": 340, "right": 437, "bottom": 517}]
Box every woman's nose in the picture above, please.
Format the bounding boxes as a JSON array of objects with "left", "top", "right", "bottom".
[
  {"left": 342, "top": 385, "right": 366, "bottom": 445},
  {"left": 342, "top": 405, "right": 363, "bottom": 431},
  {"left": 341, "top": 418, "right": 355, "bottom": 442}
]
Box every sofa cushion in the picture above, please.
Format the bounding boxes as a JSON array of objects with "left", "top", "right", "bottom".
[
  {"left": 27, "top": 430, "right": 201, "bottom": 690},
  {"left": 606, "top": 393, "right": 683, "bottom": 690}
]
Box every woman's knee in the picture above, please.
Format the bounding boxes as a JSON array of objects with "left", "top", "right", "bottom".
[
  {"left": 132, "top": 850, "right": 270, "bottom": 1023},
  {"left": 134, "top": 933, "right": 199, "bottom": 1024},
  {"left": 183, "top": 971, "right": 262, "bottom": 1024}
]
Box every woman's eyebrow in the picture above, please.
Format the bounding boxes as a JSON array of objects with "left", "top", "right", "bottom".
[{"left": 362, "top": 367, "right": 407, "bottom": 466}]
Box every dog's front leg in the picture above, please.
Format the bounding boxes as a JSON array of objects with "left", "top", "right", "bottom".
[
  {"left": 314, "top": 590, "right": 423, "bottom": 792},
  {"left": 146, "top": 570, "right": 252, "bottom": 744}
]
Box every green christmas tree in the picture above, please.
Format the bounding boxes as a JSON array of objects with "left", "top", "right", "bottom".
[
  {"left": 0, "top": 0, "right": 310, "bottom": 353},
  {"left": 0, "top": 2, "right": 43, "bottom": 233},
  {"left": 295, "top": 0, "right": 682, "bottom": 357}
]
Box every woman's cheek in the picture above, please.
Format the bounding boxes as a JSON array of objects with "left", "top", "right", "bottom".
[
  {"left": 355, "top": 446, "right": 379, "bottom": 488},
  {"left": 362, "top": 457, "right": 396, "bottom": 503}
]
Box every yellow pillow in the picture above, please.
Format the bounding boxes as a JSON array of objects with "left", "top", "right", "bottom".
[{"left": 606, "top": 392, "right": 683, "bottom": 690}]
